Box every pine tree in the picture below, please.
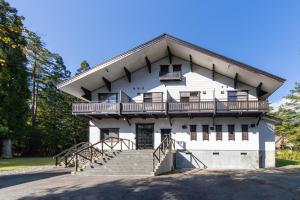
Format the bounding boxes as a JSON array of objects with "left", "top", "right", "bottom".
[{"left": 75, "top": 60, "right": 90, "bottom": 75}]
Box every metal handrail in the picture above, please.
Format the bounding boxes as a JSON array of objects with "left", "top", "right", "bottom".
[
  {"left": 153, "top": 136, "right": 175, "bottom": 172},
  {"left": 74, "top": 137, "right": 136, "bottom": 171}
]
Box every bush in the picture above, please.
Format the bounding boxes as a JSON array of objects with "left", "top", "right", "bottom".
[{"left": 276, "top": 150, "right": 300, "bottom": 161}]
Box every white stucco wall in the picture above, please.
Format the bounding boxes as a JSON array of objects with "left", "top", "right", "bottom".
[
  {"left": 91, "top": 57, "right": 257, "bottom": 102},
  {"left": 89, "top": 117, "right": 259, "bottom": 151}
]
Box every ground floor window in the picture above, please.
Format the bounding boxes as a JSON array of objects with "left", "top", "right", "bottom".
[
  {"left": 100, "top": 128, "right": 119, "bottom": 140},
  {"left": 242, "top": 124, "right": 249, "bottom": 141},
  {"left": 216, "top": 125, "right": 222, "bottom": 141},
  {"left": 190, "top": 125, "right": 197, "bottom": 141},
  {"left": 202, "top": 125, "right": 209, "bottom": 141},
  {"left": 228, "top": 125, "right": 235, "bottom": 141}
]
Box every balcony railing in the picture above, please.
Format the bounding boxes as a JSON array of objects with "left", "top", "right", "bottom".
[
  {"left": 122, "top": 102, "right": 166, "bottom": 113},
  {"left": 72, "top": 102, "right": 119, "bottom": 114},
  {"left": 216, "top": 100, "right": 268, "bottom": 112},
  {"left": 168, "top": 101, "right": 215, "bottom": 112},
  {"left": 72, "top": 100, "right": 268, "bottom": 116},
  {"left": 159, "top": 71, "right": 182, "bottom": 81}
]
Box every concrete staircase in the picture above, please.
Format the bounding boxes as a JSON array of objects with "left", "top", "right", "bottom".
[{"left": 79, "top": 150, "right": 154, "bottom": 176}]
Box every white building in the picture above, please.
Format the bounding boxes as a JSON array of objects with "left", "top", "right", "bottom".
[{"left": 57, "top": 34, "right": 284, "bottom": 170}]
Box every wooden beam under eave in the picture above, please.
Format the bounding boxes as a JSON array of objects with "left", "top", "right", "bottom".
[
  {"left": 189, "top": 55, "right": 193, "bottom": 72},
  {"left": 102, "top": 77, "right": 111, "bottom": 92},
  {"left": 234, "top": 73, "right": 239, "bottom": 89},
  {"left": 167, "top": 46, "right": 172, "bottom": 64},
  {"left": 212, "top": 64, "right": 215, "bottom": 81},
  {"left": 256, "top": 82, "right": 262, "bottom": 98},
  {"left": 81, "top": 87, "right": 91, "bottom": 101},
  {"left": 123, "top": 67, "right": 131, "bottom": 82},
  {"left": 145, "top": 56, "right": 151, "bottom": 73}
]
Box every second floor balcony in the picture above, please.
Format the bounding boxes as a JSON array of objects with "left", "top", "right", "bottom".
[{"left": 72, "top": 100, "right": 268, "bottom": 117}]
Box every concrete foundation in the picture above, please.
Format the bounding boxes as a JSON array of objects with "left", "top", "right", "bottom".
[{"left": 176, "top": 150, "right": 260, "bottom": 169}]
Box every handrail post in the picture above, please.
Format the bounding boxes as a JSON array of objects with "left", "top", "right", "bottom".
[
  {"left": 121, "top": 140, "right": 123, "bottom": 150},
  {"left": 55, "top": 157, "right": 58, "bottom": 166},
  {"left": 75, "top": 154, "right": 78, "bottom": 172}
]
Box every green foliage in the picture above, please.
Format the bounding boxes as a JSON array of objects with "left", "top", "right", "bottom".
[
  {"left": 276, "top": 150, "right": 300, "bottom": 162},
  {"left": 0, "top": 0, "right": 30, "bottom": 139},
  {"left": 75, "top": 60, "right": 90, "bottom": 75},
  {"left": 0, "top": 0, "right": 88, "bottom": 157},
  {"left": 271, "top": 82, "right": 300, "bottom": 149}
]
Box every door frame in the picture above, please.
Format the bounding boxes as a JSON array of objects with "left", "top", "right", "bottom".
[
  {"left": 135, "top": 123, "right": 155, "bottom": 149},
  {"left": 160, "top": 129, "right": 172, "bottom": 141}
]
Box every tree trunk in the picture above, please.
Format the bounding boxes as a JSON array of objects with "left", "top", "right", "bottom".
[
  {"left": 31, "top": 58, "right": 37, "bottom": 127},
  {"left": 1, "top": 139, "right": 12, "bottom": 158}
]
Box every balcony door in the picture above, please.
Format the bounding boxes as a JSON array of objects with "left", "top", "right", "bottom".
[
  {"left": 136, "top": 124, "right": 154, "bottom": 149},
  {"left": 98, "top": 93, "right": 118, "bottom": 103}
]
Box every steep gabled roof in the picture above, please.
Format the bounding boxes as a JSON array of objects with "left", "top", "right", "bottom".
[{"left": 57, "top": 33, "right": 285, "bottom": 100}]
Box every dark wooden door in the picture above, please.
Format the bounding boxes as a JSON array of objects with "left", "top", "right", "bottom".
[{"left": 136, "top": 124, "right": 154, "bottom": 149}]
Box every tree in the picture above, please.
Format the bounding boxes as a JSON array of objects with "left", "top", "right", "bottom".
[
  {"left": 0, "top": 0, "right": 30, "bottom": 157},
  {"left": 75, "top": 60, "right": 90, "bottom": 75},
  {"left": 271, "top": 82, "right": 300, "bottom": 149}
]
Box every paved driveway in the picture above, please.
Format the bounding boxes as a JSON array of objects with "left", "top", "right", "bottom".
[{"left": 0, "top": 167, "right": 299, "bottom": 200}]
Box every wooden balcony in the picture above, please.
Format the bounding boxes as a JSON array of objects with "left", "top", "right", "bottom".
[
  {"left": 216, "top": 100, "right": 268, "bottom": 112},
  {"left": 159, "top": 71, "right": 182, "bottom": 81},
  {"left": 168, "top": 101, "right": 215, "bottom": 113},
  {"left": 122, "top": 102, "right": 166, "bottom": 114},
  {"left": 72, "top": 100, "right": 268, "bottom": 117},
  {"left": 72, "top": 102, "right": 120, "bottom": 115}
]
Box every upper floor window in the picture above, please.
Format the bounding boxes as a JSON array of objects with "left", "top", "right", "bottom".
[
  {"left": 180, "top": 91, "right": 200, "bottom": 102},
  {"left": 216, "top": 125, "right": 222, "bottom": 141},
  {"left": 202, "top": 125, "right": 209, "bottom": 141},
  {"left": 98, "top": 93, "right": 118, "bottom": 103},
  {"left": 100, "top": 128, "right": 119, "bottom": 140},
  {"left": 143, "top": 92, "right": 163, "bottom": 103},
  {"left": 242, "top": 124, "right": 249, "bottom": 141},
  {"left": 190, "top": 125, "right": 197, "bottom": 141},
  {"left": 228, "top": 125, "right": 235, "bottom": 141},
  {"left": 160, "top": 65, "right": 169, "bottom": 76},
  {"left": 173, "top": 64, "right": 182, "bottom": 72},
  {"left": 228, "top": 90, "right": 248, "bottom": 101}
]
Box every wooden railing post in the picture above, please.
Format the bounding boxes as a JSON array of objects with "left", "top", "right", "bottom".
[{"left": 75, "top": 154, "right": 78, "bottom": 172}]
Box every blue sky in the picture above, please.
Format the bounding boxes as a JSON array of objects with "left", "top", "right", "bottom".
[{"left": 8, "top": 0, "right": 300, "bottom": 103}]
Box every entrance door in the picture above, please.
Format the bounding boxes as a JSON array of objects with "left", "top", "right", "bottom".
[
  {"left": 161, "top": 129, "right": 171, "bottom": 146},
  {"left": 136, "top": 124, "right": 154, "bottom": 149}
]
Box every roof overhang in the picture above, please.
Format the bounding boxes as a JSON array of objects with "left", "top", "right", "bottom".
[{"left": 57, "top": 33, "right": 285, "bottom": 100}]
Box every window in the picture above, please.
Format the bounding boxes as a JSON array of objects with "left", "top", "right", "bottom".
[
  {"left": 180, "top": 91, "right": 200, "bottom": 102},
  {"left": 227, "top": 91, "right": 248, "bottom": 101},
  {"left": 228, "top": 125, "right": 235, "bottom": 141},
  {"left": 216, "top": 125, "right": 222, "bottom": 141},
  {"left": 143, "top": 92, "right": 163, "bottom": 103},
  {"left": 202, "top": 125, "right": 209, "bottom": 141},
  {"left": 160, "top": 65, "right": 169, "bottom": 75},
  {"left": 190, "top": 125, "right": 197, "bottom": 141},
  {"left": 100, "top": 128, "right": 119, "bottom": 140},
  {"left": 98, "top": 93, "right": 118, "bottom": 103},
  {"left": 242, "top": 124, "right": 249, "bottom": 141},
  {"left": 173, "top": 64, "right": 182, "bottom": 72}
]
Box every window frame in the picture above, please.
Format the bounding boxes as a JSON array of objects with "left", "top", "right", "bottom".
[
  {"left": 98, "top": 93, "right": 118, "bottom": 103},
  {"left": 160, "top": 65, "right": 169, "bottom": 75},
  {"left": 202, "top": 125, "right": 209, "bottom": 141},
  {"left": 143, "top": 92, "right": 163, "bottom": 103},
  {"left": 180, "top": 91, "right": 200, "bottom": 102},
  {"left": 227, "top": 90, "right": 248, "bottom": 101},
  {"left": 228, "top": 124, "right": 235, "bottom": 141},
  {"left": 190, "top": 125, "right": 197, "bottom": 141},
  {"left": 215, "top": 125, "right": 222, "bottom": 141},
  {"left": 242, "top": 124, "right": 249, "bottom": 141},
  {"left": 100, "top": 128, "right": 119, "bottom": 140},
  {"left": 172, "top": 64, "right": 182, "bottom": 72}
]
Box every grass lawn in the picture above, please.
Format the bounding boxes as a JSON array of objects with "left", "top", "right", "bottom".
[
  {"left": 275, "top": 150, "right": 300, "bottom": 167},
  {"left": 0, "top": 157, "right": 53, "bottom": 171},
  {"left": 276, "top": 158, "right": 300, "bottom": 167}
]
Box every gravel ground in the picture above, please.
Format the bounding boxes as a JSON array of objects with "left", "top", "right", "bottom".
[{"left": 0, "top": 167, "right": 299, "bottom": 200}]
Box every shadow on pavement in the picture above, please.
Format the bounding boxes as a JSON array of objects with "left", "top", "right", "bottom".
[{"left": 0, "top": 169, "right": 69, "bottom": 189}]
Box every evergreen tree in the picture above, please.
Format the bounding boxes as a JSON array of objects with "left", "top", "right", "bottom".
[
  {"left": 0, "top": 0, "right": 30, "bottom": 157},
  {"left": 271, "top": 82, "right": 300, "bottom": 149},
  {"left": 75, "top": 60, "right": 90, "bottom": 75}
]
